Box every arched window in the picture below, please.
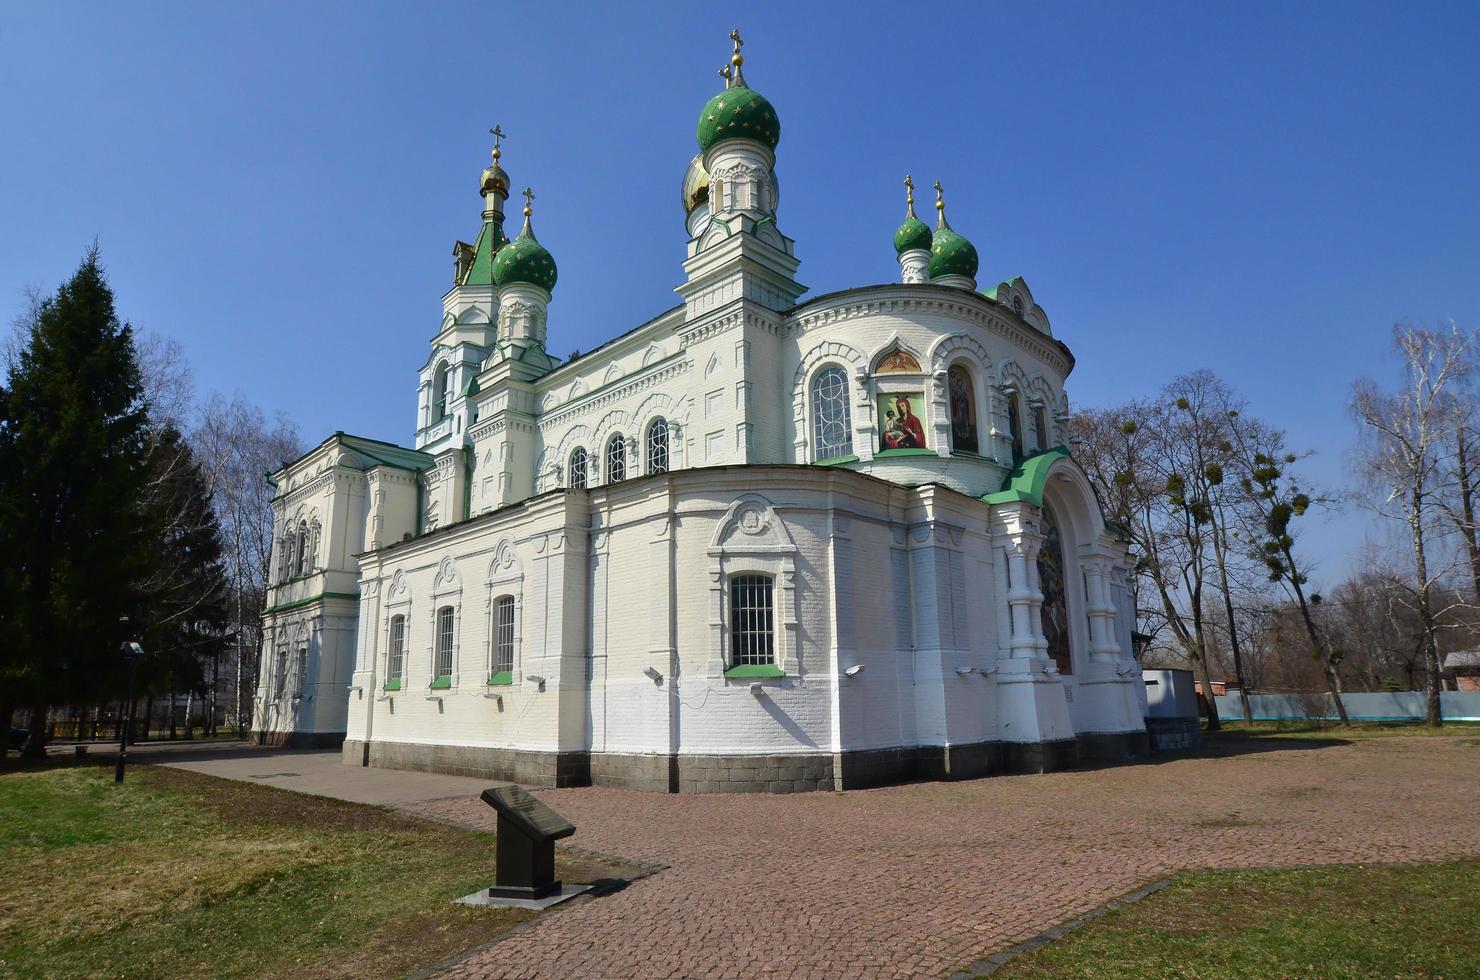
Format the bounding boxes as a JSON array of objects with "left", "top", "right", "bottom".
[
  {"left": 294, "top": 645, "right": 308, "bottom": 697},
  {"left": 810, "top": 365, "right": 853, "bottom": 461},
  {"left": 1033, "top": 405, "right": 1049, "bottom": 451},
  {"left": 729, "top": 574, "right": 776, "bottom": 666},
  {"left": 947, "top": 365, "right": 979, "bottom": 453},
  {"left": 433, "top": 362, "right": 450, "bottom": 422},
  {"left": 434, "top": 605, "right": 454, "bottom": 681},
  {"left": 295, "top": 520, "right": 310, "bottom": 576},
  {"left": 1037, "top": 503, "right": 1072, "bottom": 675},
  {"left": 387, "top": 614, "right": 405, "bottom": 687},
  {"left": 493, "top": 596, "right": 515, "bottom": 679},
  {"left": 282, "top": 535, "right": 296, "bottom": 583},
  {"left": 569, "top": 448, "right": 588, "bottom": 489},
  {"left": 273, "top": 643, "right": 288, "bottom": 699},
  {"left": 1012, "top": 294, "right": 1025, "bottom": 317},
  {"left": 647, "top": 418, "right": 669, "bottom": 475},
  {"left": 1007, "top": 392, "right": 1024, "bottom": 461},
  {"left": 606, "top": 435, "right": 626, "bottom": 483}
]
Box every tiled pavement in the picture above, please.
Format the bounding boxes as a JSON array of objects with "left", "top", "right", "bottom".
[{"left": 414, "top": 737, "right": 1480, "bottom": 979}]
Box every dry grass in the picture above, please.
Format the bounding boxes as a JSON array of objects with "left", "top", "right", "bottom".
[{"left": 0, "top": 764, "right": 631, "bottom": 979}]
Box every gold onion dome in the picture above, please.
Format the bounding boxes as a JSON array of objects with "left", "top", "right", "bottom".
[
  {"left": 682, "top": 154, "right": 710, "bottom": 213},
  {"left": 481, "top": 127, "right": 510, "bottom": 198},
  {"left": 893, "top": 175, "right": 933, "bottom": 255},
  {"left": 492, "top": 188, "right": 558, "bottom": 292},
  {"left": 927, "top": 180, "right": 979, "bottom": 281},
  {"left": 696, "top": 30, "right": 780, "bottom": 154}
]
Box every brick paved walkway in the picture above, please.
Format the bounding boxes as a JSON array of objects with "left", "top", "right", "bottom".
[{"left": 412, "top": 738, "right": 1480, "bottom": 979}]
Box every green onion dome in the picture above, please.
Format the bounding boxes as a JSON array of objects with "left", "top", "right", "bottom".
[
  {"left": 929, "top": 227, "right": 978, "bottom": 280},
  {"left": 697, "top": 84, "right": 780, "bottom": 155},
  {"left": 894, "top": 216, "right": 932, "bottom": 255},
  {"left": 492, "top": 205, "right": 557, "bottom": 293}
]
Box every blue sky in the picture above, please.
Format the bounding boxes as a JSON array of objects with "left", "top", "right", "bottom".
[{"left": 3, "top": 2, "right": 1477, "bottom": 584}]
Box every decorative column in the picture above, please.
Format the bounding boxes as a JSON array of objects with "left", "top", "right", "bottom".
[{"left": 1080, "top": 550, "right": 1122, "bottom": 663}]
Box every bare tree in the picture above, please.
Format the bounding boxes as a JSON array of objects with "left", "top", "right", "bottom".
[
  {"left": 1351, "top": 321, "right": 1477, "bottom": 726},
  {"left": 192, "top": 393, "right": 301, "bottom": 735}
]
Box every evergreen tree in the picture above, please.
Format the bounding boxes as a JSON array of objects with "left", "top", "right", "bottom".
[{"left": 0, "top": 246, "right": 151, "bottom": 755}]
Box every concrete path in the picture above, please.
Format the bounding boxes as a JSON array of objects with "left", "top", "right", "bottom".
[{"left": 80, "top": 740, "right": 493, "bottom": 807}]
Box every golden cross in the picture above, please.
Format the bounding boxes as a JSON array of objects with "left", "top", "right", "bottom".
[
  {"left": 730, "top": 28, "right": 744, "bottom": 58},
  {"left": 718, "top": 64, "right": 731, "bottom": 87},
  {"left": 905, "top": 174, "right": 915, "bottom": 203},
  {"left": 934, "top": 179, "right": 945, "bottom": 210},
  {"left": 489, "top": 124, "right": 506, "bottom": 152},
  {"left": 522, "top": 186, "right": 535, "bottom": 210}
]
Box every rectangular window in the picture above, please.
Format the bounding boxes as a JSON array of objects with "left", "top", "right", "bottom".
[
  {"left": 435, "top": 606, "right": 454, "bottom": 679},
  {"left": 295, "top": 646, "right": 308, "bottom": 697},
  {"left": 494, "top": 596, "right": 515, "bottom": 675},
  {"left": 388, "top": 614, "right": 405, "bottom": 682},
  {"left": 729, "top": 574, "right": 775, "bottom": 666}
]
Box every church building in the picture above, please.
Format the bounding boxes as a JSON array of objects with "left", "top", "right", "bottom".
[{"left": 253, "top": 32, "right": 1149, "bottom": 792}]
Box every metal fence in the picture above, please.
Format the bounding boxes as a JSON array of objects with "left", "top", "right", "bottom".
[{"left": 1213, "top": 691, "right": 1480, "bottom": 723}]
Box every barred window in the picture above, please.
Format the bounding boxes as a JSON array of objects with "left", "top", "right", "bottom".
[
  {"left": 810, "top": 365, "right": 852, "bottom": 461},
  {"left": 570, "top": 448, "right": 588, "bottom": 489},
  {"left": 729, "top": 574, "right": 775, "bottom": 666},
  {"left": 388, "top": 614, "right": 405, "bottom": 681},
  {"left": 435, "top": 606, "right": 454, "bottom": 679},
  {"left": 647, "top": 418, "right": 669, "bottom": 475},
  {"left": 494, "top": 596, "right": 515, "bottom": 675},
  {"left": 606, "top": 435, "right": 626, "bottom": 483}
]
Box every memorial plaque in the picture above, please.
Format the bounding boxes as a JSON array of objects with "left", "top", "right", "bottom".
[{"left": 481, "top": 785, "right": 577, "bottom": 900}]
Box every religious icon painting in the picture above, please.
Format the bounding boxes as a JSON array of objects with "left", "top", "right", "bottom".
[
  {"left": 947, "top": 365, "right": 978, "bottom": 453},
  {"left": 878, "top": 392, "right": 927, "bottom": 450}
]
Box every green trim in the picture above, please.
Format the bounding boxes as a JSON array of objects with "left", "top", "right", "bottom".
[
  {"left": 724, "top": 663, "right": 785, "bottom": 679},
  {"left": 382, "top": 678, "right": 401, "bottom": 692},
  {"left": 262, "top": 591, "right": 359, "bottom": 616},
  {"left": 813, "top": 453, "right": 859, "bottom": 467},
  {"left": 874, "top": 448, "right": 938, "bottom": 459},
  {"left": 983, "top": 445, "right": 1072, "bottom": 506},
  {"left": 486, "top": 670, "right": 513, "bottom": 686},
  {"left": 429, "top": 676, "right": 452, "bottom": 690}
]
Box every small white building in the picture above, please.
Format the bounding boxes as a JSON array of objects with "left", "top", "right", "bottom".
[{"left": 253, "top": 34, "right": 1147, "bottom": 792}]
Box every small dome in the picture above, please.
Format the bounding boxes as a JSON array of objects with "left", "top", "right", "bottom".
[
  {"left": 493, "top": 220, "right": 557, "bottom": 292},
  {"left": 894, "top": 217, "right": 932, "bottom": 255},
  {"left": 481, "top": 162, "right": 509, "bottom": 197},
  {"left": 697, "top": 85, "right": 780, "bottom": 155},
  {"left": 682, "top": 154, "right": 710, "bottom": 214},
  {"left": 929, "top": 228, "right": 979, "bottom": 281}
]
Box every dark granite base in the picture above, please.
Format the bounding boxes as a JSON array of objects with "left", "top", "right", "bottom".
[
  {"left": 358, "top": 740, "right": 590, "bottom": 787},
  {"left": 999, "top": 738, "right": 1079, "bottom": 774},
  {"left": 1076, "top": 728, "right": 1151, "bottom": 762},
  {"left": 251, "top": 730, "right": 345, "bottom": 749},
  {"left": 1145, "top": 717, "right": 1202, "bottom": 752}
]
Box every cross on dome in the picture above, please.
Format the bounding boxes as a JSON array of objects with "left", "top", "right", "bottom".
[{"left": 489, "top": 124, "right": 506, "bottom": 162}]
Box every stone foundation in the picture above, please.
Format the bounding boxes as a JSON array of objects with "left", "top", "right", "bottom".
[
  {"left": 1076, "top": 728, "right": 1151, "bottom": 762},
  {"left": 349, "top": 738, "right": 589, "bottom": 787},
  {"left": 999, "top": 738, "right": 1079, "bottom": 774},
  {"left": 1145, "top": 717, "right": 1201, "bottom": 752},
  {"left": 252, "top": 730, "right": 344, "bottom": 749}
]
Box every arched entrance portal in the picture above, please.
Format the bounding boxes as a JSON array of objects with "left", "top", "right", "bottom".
[{"left": 1037, "top": 501, "right": 1073, "bottom": 675}]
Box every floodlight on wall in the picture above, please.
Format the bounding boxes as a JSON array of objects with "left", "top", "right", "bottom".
[
  {"left": 954, "top": 666, "right": 974, "bottom": 676},
  {"left": 1116, "top": 662, "right": 1137, "bottom": 676},
  {"left": 347, "top": 685, "right": 363, "bottom": 700},
  {"left": 749, "top": 682, "right": 764, "bottom": 695},
  {"left": 978, "top": 665, "right": 999, "bottom": 676},
  {"left": 1041, "top": 663, "right": 1060, "bottom": 675},
  {"left": 525, "top": 674, "right": 546, "bottom": 691},
  {"left": 643, "top": 666, "right": 663, "bottom": 683},
  {"left": 483, "top": 691, "right": 504, "bottom": 707},
  {"left": 843, "top": 664, "right": 865, "bottom": 678}
]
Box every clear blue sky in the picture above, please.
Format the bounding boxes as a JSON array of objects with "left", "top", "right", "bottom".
[{"left": 3, "top": 1, "right": 1477, "bottom": 584}]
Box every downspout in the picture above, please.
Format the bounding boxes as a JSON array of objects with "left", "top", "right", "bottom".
[{"left": 463, "top": 446, "right": 473, "bottom": 522}]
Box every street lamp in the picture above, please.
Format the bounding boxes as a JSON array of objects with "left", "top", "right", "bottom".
[{"left": 115, "top": 640, "right": 143, "bottom": 784}]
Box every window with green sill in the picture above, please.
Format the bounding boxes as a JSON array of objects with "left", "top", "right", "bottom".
[
  {"left": 486, "top": 670, "right": 513, "bottom": 686},
  {"left": 429, "top": 676, "right": 452, "bottom": 690},
  {"left": 382, "top": 678, "right": 401, "bottom": 692},
  {"left": 727, "top": 573, "right": 780, "bottom": 679}
]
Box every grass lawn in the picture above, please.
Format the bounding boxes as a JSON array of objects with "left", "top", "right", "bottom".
[
  {"left": 990, "top": 861, "right": 1480, "bottom": 979},
  {"left": 0, "top": 763, "right": 629, "bottom": 979},
  {"left": 1207, "top": 719, "right": 1480, "bottom": 741}
]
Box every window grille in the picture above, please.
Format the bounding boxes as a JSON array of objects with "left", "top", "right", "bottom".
[
  {"left": 606, "top": 435, "right": 626, "bottom": 483},
  {"left": 295, "top": 646, "right": 308, "bottom": 696},
  {"left": 494, "top": 596, "right": 515, "bottom": 675},
  {"left": 647, "top": 418, "right": 669, "bottom": 474},
  {"left": 388, "top": 614, "right": 405, "bottom": 681},
  {"left": 810, "top": 366, "right": 853, "bottom": 461},
  {"left": 570, "top": 448, "right": 588, "bottom": 489},
  {"left": 729, "top": 574, "right": 776, "bottom": 666},
  {"left": 435, "top": 606, "right": 454, "bottom": 679}
]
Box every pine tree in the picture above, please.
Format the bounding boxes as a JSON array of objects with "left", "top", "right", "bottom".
[{"left": 0, "top": 246, "right": 151, "bottom": 755}]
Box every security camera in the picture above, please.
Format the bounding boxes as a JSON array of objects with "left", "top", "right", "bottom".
[{"left": 843, "top": 664, "right": 865, "bottom": 677}]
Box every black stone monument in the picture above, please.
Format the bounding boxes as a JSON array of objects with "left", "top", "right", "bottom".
[{"left": 481, "top": 784, "right": 577, "bottom": 900}]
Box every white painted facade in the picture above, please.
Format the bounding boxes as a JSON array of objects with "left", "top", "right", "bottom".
[{"left": 253, "top": 45, "right": 1146, "bottom": 789}]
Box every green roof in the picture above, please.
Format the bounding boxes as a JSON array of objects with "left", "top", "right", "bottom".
[
  {"left": 460, "top": 218, "right": 508, "bottom": 286},
  {"left": 336, "top": 433, "right": 434, "bottom": 472},
  {"left": 983, "top": 445, "right": 1070, "bottom": 507},
  {"left": 697, "top": 85, "right": 780, "bottom": 154}
]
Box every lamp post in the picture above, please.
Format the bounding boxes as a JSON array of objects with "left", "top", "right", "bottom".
[{"left": 115, "top": 640, "right": 143, "bottom": 784}]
